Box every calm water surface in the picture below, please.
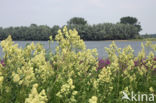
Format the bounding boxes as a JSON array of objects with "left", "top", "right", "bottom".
[{"left": 0, "top": 41, "right": 156, "bottom": 58}]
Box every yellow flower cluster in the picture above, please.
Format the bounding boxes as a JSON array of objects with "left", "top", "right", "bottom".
[
  {"left": 56, "top": 78, "right": 75, "bottom": 97},
  {"left": 88, "top": 96, "right": 98, "bottom": 103},
  {"left": 149, "top": 87, "right": 154, "bottom": 93},
  {"left": 12, "top": 62, "right": 35, "bottom": 86},
  {"left": 145, "top": 41, "right": 156, "bottom": 51},
  {"left": 0, "top": 74, "right": 3, "bottom": 89},
  {"left": 137, "top": 43, "right": 146, "bottom": 61},
  {"left": 56, "top": 78, "right": 78, "bottom": 103},
  {"left": 0, "top": 76, "right": 3, "bottom": 88},
  {"left": 25, "top": 84, "right": 48, "bottom": 103},
  {"left": 0, "top": 64, "right": 3, "bottom": 88},
  {"left": 55, "top": 26, "right": 86, "bottom": 51},
  {"left": 31, "top": 51, "right": 54, "bottom": 83},
  {"left": 97, "top": 67, "right": 112, "bottom": 83},
  {"left": 0, "top": 35, "right": 54, "bottom": 87},
  {"left": 51, "top": 26, "right": 98, "bottom": 83},
  {"left": 56, "top": 79, "right": 72, "bottom": 97}
]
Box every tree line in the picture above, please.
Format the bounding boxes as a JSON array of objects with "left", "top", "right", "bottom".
[
  {"left": 141, "top": 34, "right": 156, "bottom": 38},
  {"left": 0, "top": 16, "right": 142, "bottom": 40}
]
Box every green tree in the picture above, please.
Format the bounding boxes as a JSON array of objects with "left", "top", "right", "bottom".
[
  {"left": 67, "top": 17, "right": 87, "bottom": 25},
  {"left": 0, "top": 17, "right": 141, "bottom": 40},
  {"left": 120, "top": 16, "right": 142, "bottom": 32},
  {"left": 51, "top": 25, "right": 60, "bottom": 38}
]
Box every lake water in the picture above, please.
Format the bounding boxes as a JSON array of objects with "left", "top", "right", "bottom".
[{"left": 0, "top": 41, "right": 156, "bottom": 58}]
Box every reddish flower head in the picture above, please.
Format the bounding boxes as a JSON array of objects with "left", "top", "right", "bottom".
[{"left": 1, "top": 60, "right": 5, "bottom": 66}]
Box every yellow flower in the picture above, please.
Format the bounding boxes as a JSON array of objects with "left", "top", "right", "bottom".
[
  {"left": 72, "top": 91, "right": 78, "bottom": 95},
  {"left": 149, "top": 87, "right": 154, "bottom": 93},
  {"left": 0, "top": 76, "right": 4, "bottom": 88},
  {"left": 49, "top": 35, "right": 53, "bottom": 41},
  {"left": 13, "top": 74, "right": 20, "bottom": 83},
  {"left": 25, "top": 84, "right": 48, "bottom": 103},
  {"left": 89, "top": 96, "right": 98, "bottom": 103}
]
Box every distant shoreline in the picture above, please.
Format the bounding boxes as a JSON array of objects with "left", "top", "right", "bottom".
[
  {"left": 1, "top": 38, "right": 156, "bottom": 42},
  {"left": 0, "top": 38, "right": 156, "bottom": 41},
  {"left": 0, "top": 40, "right": 156, "bottom": 42}
]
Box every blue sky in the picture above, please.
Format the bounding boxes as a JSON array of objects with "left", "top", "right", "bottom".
[{"left": 0, "top": 0, "right": 156, "bottom": 34}]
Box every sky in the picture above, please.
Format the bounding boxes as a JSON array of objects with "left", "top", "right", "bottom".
[{"left": 0, "top": 0, "right": 156, "bottom": 34}]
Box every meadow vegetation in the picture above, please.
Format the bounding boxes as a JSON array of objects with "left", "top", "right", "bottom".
[{"left": 0, "top": 27, "right": 156, "bottom": 103}]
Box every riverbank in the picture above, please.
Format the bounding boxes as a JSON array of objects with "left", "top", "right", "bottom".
[
  {"left": 1, "top": 38, "right": 156, "bottom": 42},
  {"left": 90, "top": 38, "right": 156, "bottom": 42}
]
